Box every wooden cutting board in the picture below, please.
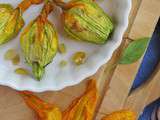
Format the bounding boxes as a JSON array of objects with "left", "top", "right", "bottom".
[
  {"left": 97, "top": 0, "right": 160, "bottom": 119},
  {"left": 0, "top": 0, "right": 160, "bottom": 120}
]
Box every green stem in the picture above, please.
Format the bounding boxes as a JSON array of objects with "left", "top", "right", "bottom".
[
  {"left": 39, "top": 1, "right": 54, "bottom": 20},
  {"left": 17, "top": 0, "right": 43, "bottom": 13},
  {"left": 32, "top": 62, "right": 45, "bottom": 80}
]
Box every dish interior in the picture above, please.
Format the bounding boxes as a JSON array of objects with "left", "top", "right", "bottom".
[{"left": 0, "top": 0, "right": 131, "bottom": 91}]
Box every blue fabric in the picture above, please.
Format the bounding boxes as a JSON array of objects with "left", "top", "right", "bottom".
[
  {"left": 139, "top": 98, "right": 160, "bottom": 120},
  {"left": 131, "top": 18, "right": 160, "bottom": 120},
  {"left": 132, "top": 19, "right": 160, "bottom": 90}
]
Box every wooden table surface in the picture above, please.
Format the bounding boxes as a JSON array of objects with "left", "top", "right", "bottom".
[
  {"left": 0, "top": 0, "right": 160, "bottom": 120},
  {"left": 97, "top": 0, "right": 160, "bottom": 118}
]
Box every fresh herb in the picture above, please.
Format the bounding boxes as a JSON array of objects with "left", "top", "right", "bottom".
[{"left": 119, "top": 37, "right": 150, "bottom": 64}]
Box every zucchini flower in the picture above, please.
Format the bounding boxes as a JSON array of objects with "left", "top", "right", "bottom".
[
  {"left": 19, "top": 91, "right": 62, "bottom": 120},
  {"left": 53, "top": 0, "right": 114, "bottom": 44},
  {"left": 20, "top": 1, "right": 58, "bottom": 80},
  {"left": 0, "top": 0, "right": 43, "bottom": 45},
  {"left": 101, "top": 110, "right": 136, "bottom": 120}
]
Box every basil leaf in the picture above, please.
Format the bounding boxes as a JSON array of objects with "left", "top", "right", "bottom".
[{"left": 119, "top": 37, "right": 150, "bottom": 64}]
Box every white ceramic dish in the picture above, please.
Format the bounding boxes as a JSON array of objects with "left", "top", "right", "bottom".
[{"left": 0, "top": 0, "right": 131, "bottom": 92}]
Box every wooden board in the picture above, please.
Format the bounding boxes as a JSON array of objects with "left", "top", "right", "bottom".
[
  {"left": 0, "top": 0, "right": 160, "bottom": 120},
  {"left": 97, "top": 0, "right": 160, "bottom": 119},
  {"left": 124, "top": 63, "right": 160, "bottom": 116}
]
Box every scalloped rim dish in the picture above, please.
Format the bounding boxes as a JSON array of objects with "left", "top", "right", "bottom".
[{"left": 0, "top": 0, "right": 131, "bottom": 92}]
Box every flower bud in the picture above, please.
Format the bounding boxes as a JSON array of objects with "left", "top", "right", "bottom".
[
  {"left": 0, "top": 0, "right": 43, "bottom": 45},
  {"left": 0, "top": 4, "right": 24, "bottom": 44},
  {"left": 20, "top": 2, "right": 58, "bottom": 80},
  {"left": 54, "top": 0, "right": 114, "bottom": 44}
]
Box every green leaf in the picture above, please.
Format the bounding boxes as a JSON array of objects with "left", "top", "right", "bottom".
[{"left": 119, "top": 37, "right": 150, "bottom": 64}]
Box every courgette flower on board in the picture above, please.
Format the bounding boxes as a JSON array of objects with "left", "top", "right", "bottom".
[
  {"left": 19, "top": 91, "right": 62, "bottom": 120},
  {"left": 20, "top": 80, "right": 98, "bottom": 120},
  {"left": 101, "top": 110, "right": 136, "bottom": 120},
  {"left": 63, "top": 79, "right": 99, "bottom": 120}
]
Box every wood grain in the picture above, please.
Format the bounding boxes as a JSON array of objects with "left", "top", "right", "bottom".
[
  {"left": 124, "top": 63, "right": 160, "bottom": 116},
  {"left": 98, "top": 57, "right": 143, "bottom": 114},
  {"left": 129, "top": 0, "right": 160, "bottom": 39},
  {"left": 96, "top": 113, "right": 106, "bottom": 120},
  {"left": 96, "top": 0, "right": 143, "bottom": 116},
  {"left": 97, "top": 0, "right": 160, "bottom": 119},
  {"left": 124, "top": 0, "right": 142, "bottom": 37},
  {"left": 0, "top": 0, "right": 160, "bottom": 120}
]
